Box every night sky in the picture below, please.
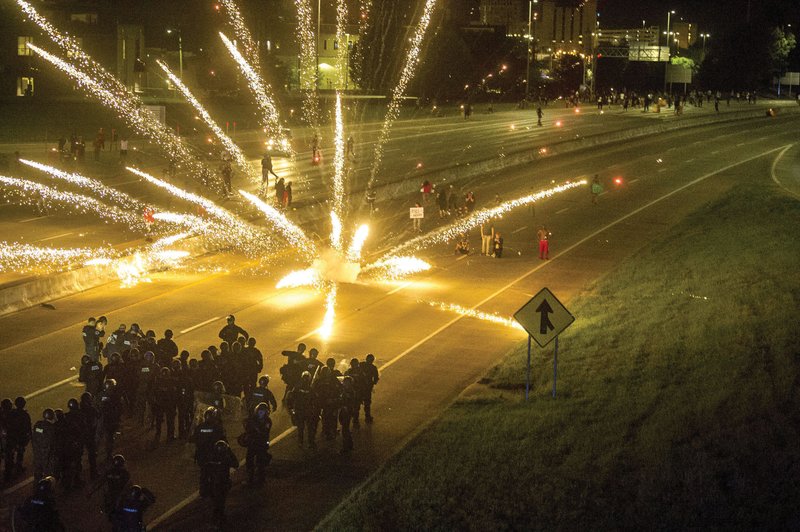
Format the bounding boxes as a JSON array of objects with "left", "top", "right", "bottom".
[{"left": 598, "top": 0, "right": 798, "bottom": 33}]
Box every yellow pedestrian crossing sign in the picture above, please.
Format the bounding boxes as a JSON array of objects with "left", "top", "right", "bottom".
[{"left": 514, "top": 287, "right": 574, "bottom": 347}]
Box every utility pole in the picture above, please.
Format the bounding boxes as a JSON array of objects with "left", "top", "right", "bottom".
[
  {"left": 663, "top": 10, "right": 674, "bottom": 93},
  {"left": 525, "top": 0, "right": 532, "bottom": 100},
  {"left": 316, "top": 0, "right": 321, "bottom": 89}
]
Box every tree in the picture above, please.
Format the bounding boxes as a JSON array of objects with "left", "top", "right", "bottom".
[{"left": 769, "top": 27, "right": 796, "bottom": 78}]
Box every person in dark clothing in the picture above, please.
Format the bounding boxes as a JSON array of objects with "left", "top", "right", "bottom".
[
  {"left": 287, "top": 371, "right": 317, "bottom": 449},
  {"left": 175, "top": 365, "right": 195, "bottom": 439},
  {"left": 151, "top": 367, "right": 178, "bottom": 444},
  {"left": 79, "top": 355, "right": 104, "bottom": 398},
  {"left": 155, "top": 329, "right": 178, "bottom": 367},
  {"left": 82, "top": 317, "right": 104, "bottom": 361},
  {"left": 5, "top": 396, "right": 32, "bottom": 482},
  {"left": 17, "top": 476, "right": 65, "bottom": 531},
  {"left": 99, "top": 379, "right": 122, "bottom": 461},
  {"left": 79, "top": 392, "right": 99, "bottom": 480},
  {"left": 361, "top": 353, "right": 379, "bottom": 423},
  {"left": 192, "top": 407, "right": 227, "bottom": 488},
  {"left": 218, "top": 315, "right": 248, "bottom": 346},
  {"left": 32, "top": 408, "right": 58, "bottom": 483},
  {"left": 493, "top": 232, "right": 504, "bottom": 258},
  {"left": 247, "top": 375, "right": 278, "bottom": 415},
  {"left": 134, "top": 351, "right": 157, "bottom": 426},
  {"left": 243, "top": 402, "right": 272, "bottom": 486},
  {"left": 339, "top": 377, "right": 358, "bottom": 454},
  {"left": 345, "top": 359, "right": 367, "bottom": 427},
  {"left": 305, "top": 348, "right": 324, "bottom": 377},
  {"left": 241, "top": 337, "right": 264, "bottom": 395},
  {"left": 93, "top": 454, "right": 130, "bottom": 520},
  {"left": 61, "top": 398, "right": 85, "bottom": 490},
  {"left": 314, "top": 366, "right": 341, "bottom": 441},
  {"left": 201, "top": 440, "right": 239, "bottom": 524},
  {"left": 111, "top": 484, "right": 155, "bottom": 532}
]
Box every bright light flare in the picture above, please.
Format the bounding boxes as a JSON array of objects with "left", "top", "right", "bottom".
[
  {"left": 317, "top": 284, "right": 337, "bottom": 340},
  {"left": 346, "top": 224, "right": 370, "bottom": 262},
  {"left": 276, "top": 268, "right": 321, "bottom": 289},
  {"left": 423, "top": 300, "right": 524, "bottom": 331},
  {"left": 362, "top": 256, "right": 432, "bottom": 280},
  {"left": 330, "top": 212, "right": 343, "bottom": 253},
  {"left": 332, "top": 93, "right": 346, "bottom": 223}
]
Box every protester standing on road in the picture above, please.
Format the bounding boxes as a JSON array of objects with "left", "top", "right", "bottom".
[
  {"left": 261, "top": 153, "right": 278, "bottom": 190},
  {"left": 591, "top": 174, "right": 603, "bottom": 205},
  {"left": 412, "top": 202, "right": 423, "bottom": 233},
  {"left": 361, "top": 354, "right": 379, "bottom": 424},
  {"left": 243, "top": 402, "right": 272, "bottom": 487},
  {"left": 481, "top": 221, "right": 495, "bottom": 256},
  {"left": 537, "top": 105, "right": 543, "bottom": 126},
  {"left": 537, "top": 225, "right": 551, "bottom": 260},
  {"left": 493, "top": 232, "right": 504, "bottom": 258}
]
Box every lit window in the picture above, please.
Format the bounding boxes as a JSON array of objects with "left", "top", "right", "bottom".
[
  {"left": 70, "top": 13, "right": 98, "bottom": 24},
  {"left": 333, "top": 40, "right": 339, "bottom": 50},
  {"left": 18, "top": 36, "right": 33, "bottom": 56},
  {"left": 17, "top": 77, "right": 34, "bottom": 96}
]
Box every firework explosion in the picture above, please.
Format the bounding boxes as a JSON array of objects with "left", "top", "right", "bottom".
[
  {"left": 10, "top": 0, "right": 587, "bottom": 338},
  {"left": 368, "top": 0, "right": 439, "bottom": 186},
  {"left": 422, "top": 300, "right": 524, "bottom": 331},
  {"left": 0, "top": 241, "right": 115, "bottom": 273}
]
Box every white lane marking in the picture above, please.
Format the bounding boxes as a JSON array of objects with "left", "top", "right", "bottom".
[
  {"left": 379, "top": 144, "right": 789, "bottom": 374},
  {"left": 629, "top": 178, "right": 639, "bottom": 183},
  {"left": 19, "top": 215, "right": 48, "bottom": 223},
  {"left": 685, "top": 158, "right": 695, "bottom": 163},
  {"left": 711, "top": 150, "right": 720, "bottom": 154},
  {"left": 1, "top": 475, "right": 33, "bottom": 495},
  {"left": 511, "top": 226, "right": 528, "bottom": 234},
  {"left": 114, "top": 179, "right": 142, "bottom": 186},
  {"left": 36, "top": 232, "right": 73, "bottom": 242},
  {"left": 456, "top": 253, "right": 469, "bottom": 261},
  {"left": 24, "top": 375, "right": 79, "bottom": 400},
  {"left": 736, "top": 142, "right": 746, "bottom": 147},
  {"left": 179, "top": 316, "right": 220, "bottom": 335},
  {"left": 770, "top": 144, "right": 798, "bottom": 199},
  {"left": 147, "top": 426, "right": 296, "bottom": 528},
  {"left": 555, "top": 207, "right": 569, "bottom": 214},
  {"left": 658, "top": 168, "right": 668, "bottom": 173},
  {"left": 386, "top": 281, "right": 412, "bottom": 296}
]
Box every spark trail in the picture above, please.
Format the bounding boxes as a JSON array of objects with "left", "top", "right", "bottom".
[
  {"left": 377, "top": 180, "right": 586, "bottom": 258},
  {"left": 0, "top": 174, "right": 147, "bottom": 232},
  {"left": 295, "top": 0, "right": 320, "bottom": 126},
  {"left": 19, "top": 159, "right": 143, "bottom": 210},
  {"left": 156, "top": 59, "right": 257, "bottom": 182},
  {"left": 335, "top": 0, "right": 349, "bottom": 87},
  {"left": 318, "top": 283, "right": 337, "bottom": 340},
  {"left": 361, "top": 256, "right": 431, "bottom": 280},
  {"left": 368, "top": 0, "right": 438, "bottom": 186},
  {"left": 219, "top": 0, "right": 259, "bottom": 68},
  {"left": 126, "top": 167, "right": 263, "bottom": 248},
  {"left": 239, "top": 190, "right": 318, "bottom": 260},
  {"left": 0, "top": 241, "right": 115, "bottom": 273},
  {"left": 218, "top": 33, "right": 288, "bottom": 151},
  {"left": 332, "top": 93, "right": 346, "bottom": 228},
  {"left": 346, "top": 225, "right": 370, "bottom": 262},
  {"left": 422, "top": 300, "right": 524, "bottom": 331},
  {"left": 26, "top": 44, "right": 205, "bottom": 178}
]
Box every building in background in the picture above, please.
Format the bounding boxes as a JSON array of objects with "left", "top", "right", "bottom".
[{"left": 670, "top": 21, "right": 697, "bottom": 50}]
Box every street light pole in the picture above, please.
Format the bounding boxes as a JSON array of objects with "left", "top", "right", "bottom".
[
  {"left": 525, "top": 0, "right": 532, "bottom": 100},
  {"left": 178, "top": 31, "right": 183, "bottom": 80},
  {"left": 316, "top": 0, "right": 321, "bottom": 89},
  {"left": 663, "top": 10, "right": 674, "bottom": 93},
  {"left": 701, "top": 33, "right": 709, "bottom": 59}
]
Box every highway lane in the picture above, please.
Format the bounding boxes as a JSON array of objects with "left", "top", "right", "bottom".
[
  {"left": 0, "top": 117, "right": 796, "bottom": 529},
  {"left": 0, "top": 101, "right": 760, "bottom": 268}
]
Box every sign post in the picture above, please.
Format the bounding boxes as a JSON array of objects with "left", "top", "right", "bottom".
[{"left": 514, "top": 287, "right": 574, "bottom": 400}]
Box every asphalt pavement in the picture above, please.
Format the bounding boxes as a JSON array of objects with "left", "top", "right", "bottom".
[{"left": 0, "top": 111, "right": 797, "bottom": 530}]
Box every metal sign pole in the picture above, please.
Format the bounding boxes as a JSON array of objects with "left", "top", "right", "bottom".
[
  {"left": 552, "top": 335, "right": 559, "bottom": 398},
  {"left": 525, "top": 335, "right": 532, "bottom": 401}
]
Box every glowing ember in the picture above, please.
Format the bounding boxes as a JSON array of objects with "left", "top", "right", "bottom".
[
  {"left": 362, "top": 256, "right": 432, "bottom": 280},
  {"left": 0, "top": 241, "right": 114, "bottom": 273},
  {"left": 346, "top": 224, "right": 370, "bottom": 262}
]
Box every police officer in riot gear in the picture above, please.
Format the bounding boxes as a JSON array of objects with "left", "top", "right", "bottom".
[
  {"left": 243, "top": 402, "right": 272, "bottom": 486},
  {"left": 247, "top": 375, "right": 278, "bottom": 415},
  {"left": 17, "top": 476, "right": 64, "bottom": 531},
  {"left": 218, "top": 314, "right": 249, "bottom": 346},
  {"left": 201, "top": 439, "right": 239, "bottom": 524},
  {"left": 287, "top": 371, "right": 317, "bottom": 449},
  {"left": 111, "top": 484, "right": 155, "bottom": 531},
  {"left": 79, "top": 355, "right": 104, "bottom": 397},
  {"left": 32, "top": 408, "right": 57, "bottom": 482}
]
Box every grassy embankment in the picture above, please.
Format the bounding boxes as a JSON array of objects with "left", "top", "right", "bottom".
[{"left": 322, "top": 182, "right": 800, "bottom": 530}]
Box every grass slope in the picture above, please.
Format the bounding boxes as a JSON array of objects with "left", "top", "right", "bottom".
[{"left": 322, "top": 183, "right": 800, "bottom": 531}]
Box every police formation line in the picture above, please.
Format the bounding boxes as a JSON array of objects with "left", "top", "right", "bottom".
[{"left": 1, "top": 314, "right": 379, "bottom": 530}]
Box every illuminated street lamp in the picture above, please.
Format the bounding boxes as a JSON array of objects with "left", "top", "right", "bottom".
[
  {"left": 166, "top": 28, "right": 183, "bottom": 79},
  {"left": 663, "top": 10, "right": 675, "bottom": 92},
  {"left": 700, "top": 33, "right": 710, "bottom": 58}
]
